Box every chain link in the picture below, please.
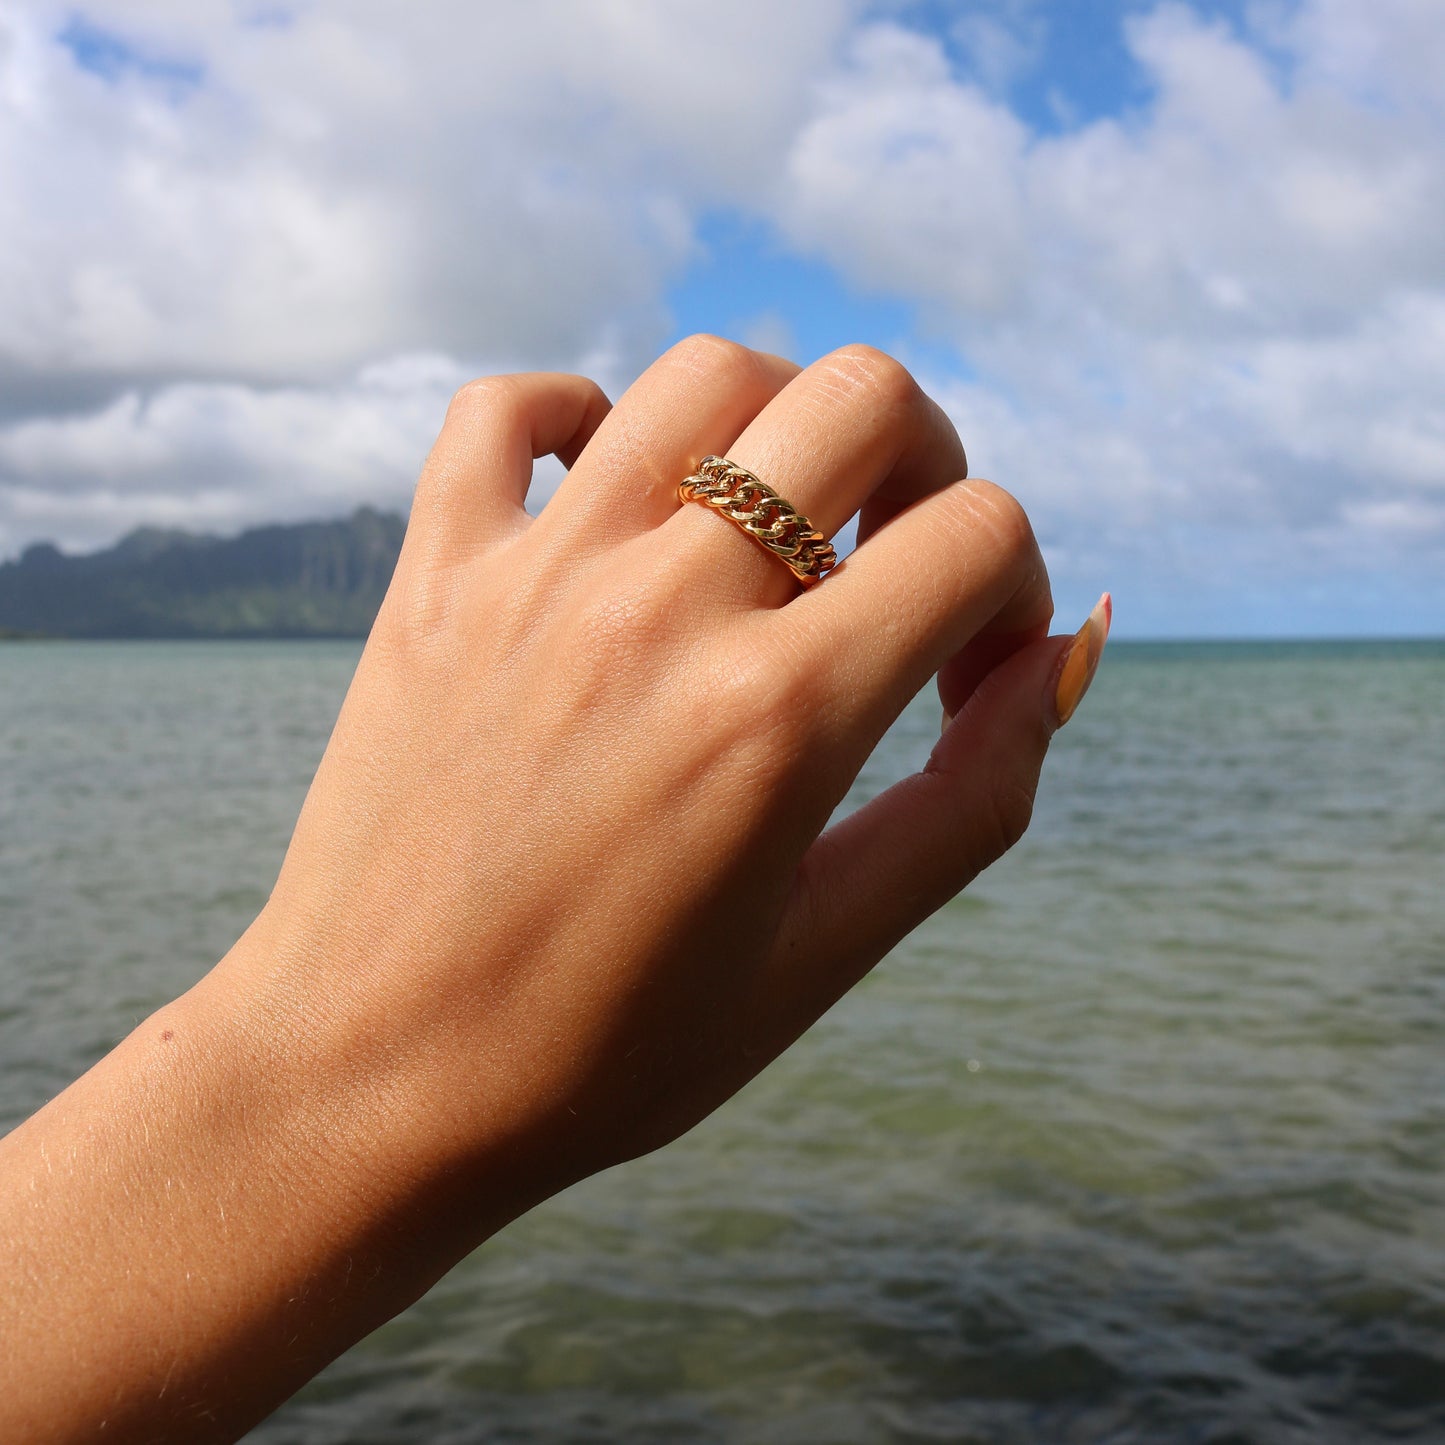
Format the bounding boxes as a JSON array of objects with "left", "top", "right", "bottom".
[{"left": 678, "top": 456, "right": 837, "bottom": 587}]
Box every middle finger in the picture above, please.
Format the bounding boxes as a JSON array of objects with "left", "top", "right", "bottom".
[{"left": 664, "top": 344, "right": 968, "bottom": 606}]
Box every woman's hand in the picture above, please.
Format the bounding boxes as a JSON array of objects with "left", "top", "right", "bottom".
[
  {"left": 0, "top": 337, "right": 1108, "bottom": 1443},
  {"left": 244, "top": 335, "right": 1099, "bottom": 1178}
]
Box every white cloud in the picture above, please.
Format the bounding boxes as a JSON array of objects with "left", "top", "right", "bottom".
[
  {"left": 0, "top": 0, "right": 854, "bottom": 551},
  {"left": 0, "top": 0, "right": 1441, "bottom": 632},
  {"left": 784, "top": 6, "right": 1445, "bottom": 334},
  {"left": 0, "top": 0, "right": 855, "bottom": 381},
  {"left": 779, "top": 25, "right": 1033, "bottom": 319},
  {"left": 950, "top": 8, "right": 1045, "bottom": 96},
  {"left": 0, "top": 344, "right": 638, "bottom": 554},
  {"left": 0, "top": 355, "right": 461, "bottom": 552},
  {"left": 773, "top": 4, "right": 1445, "bottom": 623}
]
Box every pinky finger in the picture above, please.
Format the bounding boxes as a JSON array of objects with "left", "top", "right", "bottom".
[{"left": 762, "top": 597, "right": 1110, "bottom": 1033}]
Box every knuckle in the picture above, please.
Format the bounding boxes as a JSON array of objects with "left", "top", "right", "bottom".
[
  {"left": 565, "top": 578, "right": 675, "bottom": 686},
  {"left": 711, "top": 637, "right": 818, "bottom": 758},
  {"left": 954, "top": 478, "right": 1035, "bottom": 556},
  {"left": 446, "top": 374, "right": 519, "bottom": 427},
  {"left": 569, "top": 592, "right": 641, "bottom": 667},
  {"left": 820, "top": 343, "right": 920, "bottom": 412},
  {"left": 980, "top": 774, "right": 1037, "bottom": 860},
  {"left": 369, "top": 554, "right": 462, "bottom": 665},
  {"left": 666, "top": 332, "right": 765, "bottom": 391},
  {"left": 578, "top": 375, "right": 611, "bottom": 414}
]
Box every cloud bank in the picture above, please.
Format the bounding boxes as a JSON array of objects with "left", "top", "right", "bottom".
[{"left": 0, "top": 0, "right": 1441, "bottom": 632}]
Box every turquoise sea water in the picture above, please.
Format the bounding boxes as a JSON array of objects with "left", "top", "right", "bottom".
[{"left": 2, "top": 640, "right": 1443, "bottom": 1443}]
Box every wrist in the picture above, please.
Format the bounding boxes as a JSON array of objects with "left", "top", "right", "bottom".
[
  {"left": 195, "top": 904, "right": 560, "bottom": 1252},
  {"left": 1, "top": 928, "right": 494, "bottom": 1443}
]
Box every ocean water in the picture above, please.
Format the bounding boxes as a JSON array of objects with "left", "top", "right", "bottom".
[{"left": 2, "top": 639, "right": 1443, "bottom": 1444}]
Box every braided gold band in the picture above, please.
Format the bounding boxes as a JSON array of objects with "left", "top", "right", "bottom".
[{"left": 677, "top": 456, "right": 838, "bottom": 588}]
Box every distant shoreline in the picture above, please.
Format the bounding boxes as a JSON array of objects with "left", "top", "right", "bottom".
[
  {"left": 0, "top": 630, "right": 371, "bottom": 643},
  {"left": 0, "top": 508, "right": 403, "bottom": 642},
  {"left": 5, "top": 633, "right": 1442, "bottom": 648}
]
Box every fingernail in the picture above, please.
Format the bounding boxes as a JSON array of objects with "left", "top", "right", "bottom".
[
  {"left": 1054, "top": 592, "right": 1112, "bottom": 727},
  {"left": 941, "top": 707, "right": 954, "bottom": 735}
]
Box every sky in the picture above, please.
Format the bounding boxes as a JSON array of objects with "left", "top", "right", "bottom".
[{"left": 0, "top": 1, "right": 1442, "bottom": 636}]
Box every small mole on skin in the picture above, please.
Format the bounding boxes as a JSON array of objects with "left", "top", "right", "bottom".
[{"left": 161, "top": 1030, "right": 174, "bottom": 1042}]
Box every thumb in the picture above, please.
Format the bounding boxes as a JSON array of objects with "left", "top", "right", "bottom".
[{"left": 768, "top": 594, "right": 1111, "bottom": 1024}]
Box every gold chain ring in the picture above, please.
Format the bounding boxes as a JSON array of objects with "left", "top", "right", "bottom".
[{"left": 677, "top": 456, "right": 838, "bottom": 588}]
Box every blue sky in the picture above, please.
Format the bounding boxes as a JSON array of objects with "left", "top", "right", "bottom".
[
  {"left": 58, "top": 13, "right": 205, "bottom": 88},
  {"left": 664, "top": 1, "right": 1190, "bottom": 360},
  {"left": 1, "top": 1, "right": 1442, "bottom": 636}
]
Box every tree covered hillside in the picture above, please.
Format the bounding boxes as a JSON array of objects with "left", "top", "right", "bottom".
[{"left": 0, "top": 509, "right": 405, "bottom": 638}]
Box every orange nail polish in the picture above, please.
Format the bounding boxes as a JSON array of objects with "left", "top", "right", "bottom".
[{"left": 1054, "top": 592, "right": 1112, "bottom": 726}]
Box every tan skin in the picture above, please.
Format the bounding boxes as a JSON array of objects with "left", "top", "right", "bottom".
[{"left": 0, "top": 338, "right": 1107, "bottom": 1442}]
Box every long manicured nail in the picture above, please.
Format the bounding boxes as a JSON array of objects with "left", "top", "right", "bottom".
[{"left": 1054, "top": 593, "right": 1112, "bottom": 727}]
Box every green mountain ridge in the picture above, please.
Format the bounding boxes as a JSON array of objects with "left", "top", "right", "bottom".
[{"left": 0, "top": 508, "right": 406, "bottom": 638}]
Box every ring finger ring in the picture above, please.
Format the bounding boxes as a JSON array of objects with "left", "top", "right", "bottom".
[{"left": 677, "top": 456, "right": 838, "bottom": 589}]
